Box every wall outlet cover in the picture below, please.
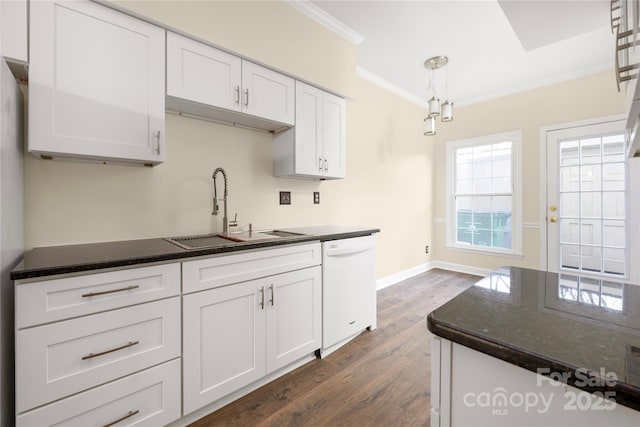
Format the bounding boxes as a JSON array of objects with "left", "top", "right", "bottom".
[
  {"left": 313, "top": 192, "right": 320, "bottom": 204},
  {"left": 280, "top": 191, "right": 291, "bottom": 205}
]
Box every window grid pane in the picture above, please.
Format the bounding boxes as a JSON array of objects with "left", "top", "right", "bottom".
[
  {"left": 557, "top": 133, "right": 626, "bottom": 277},
  {"left": 454, "top": 140, "right": 513, "bottom": 251}
]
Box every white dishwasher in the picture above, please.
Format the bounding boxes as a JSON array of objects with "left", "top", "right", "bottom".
[{"left": 322, "top": 235, "right": 377, "bottom": 349}]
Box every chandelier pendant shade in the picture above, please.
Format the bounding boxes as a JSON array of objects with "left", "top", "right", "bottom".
[{"left": 423, "top": 55, "right": 454, "bottom": 136}]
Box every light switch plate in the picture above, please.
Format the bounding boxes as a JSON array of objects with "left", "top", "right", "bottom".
[{"left": 279, "top": 191, "right": 291, "bottom": 205}]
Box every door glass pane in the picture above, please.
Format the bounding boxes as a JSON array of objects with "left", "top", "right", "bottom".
[
  {"left": 581, "top": 246, "right": 602, "bottom": 273},
  {"left": 603, "top": 192, "right": 625, "bottom": 219},
  {"left": 560, "top": 166, "right": 580, "bottom": 191},
  {"left": 580, "top": 192, "right": 601, "bottom": 218},
  {"left": 602, "top": 163, "right": 624, "bottom": 190},
  {"left": 581, "top": 220, "right": 601, "bottom": 246},
  {"left": 560, "top": 193, "right": 579, "bottom": 217},
  {"left": 561, "top": 244, "right": 580, "bottom": 270},
  {"left": 603, "top": 220, "right": 625, "bottom": 247},
  {"left": 580, "top": 138, "right": 601, "bottom": 163},
  {"left": 603, "top": 248, "right": 625, "bottom": 276},
  {"left": 580, "top": 164, "right": 601, "bottom": 191},
  {"left": 556, "top": 132, "right": 627, "bottom": 278},
  {"left": 560, "top": 219, "right": 579, "bottom": 244}
]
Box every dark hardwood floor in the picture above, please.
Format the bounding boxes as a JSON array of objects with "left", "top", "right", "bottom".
[{"left": 189, "top": 268, "right": 479, "bottom": 427}]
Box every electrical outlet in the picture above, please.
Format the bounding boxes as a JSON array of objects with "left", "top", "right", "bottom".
[
  {"left": 313, "top": 192, "right": 320, "bottom": 204},
  {"left": 425, "top": 245, "right": 429, "bottom": 254},
  {"left": 279, "top": 191, "right": 291, "bottom": 205}
]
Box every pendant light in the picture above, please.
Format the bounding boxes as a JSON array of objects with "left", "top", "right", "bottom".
[{"left": 423, "top": 55, "right": 454, "bottom": 136}]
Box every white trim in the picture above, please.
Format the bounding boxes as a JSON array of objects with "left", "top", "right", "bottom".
[
  {"left": 444, "top": 245, "right": 524, "bottom": 260},
  {"left": 376, "top": 262, "right": 432, "bottom": 290},
  {"left": 357, "top": 67, "right": 428, "bottom": 109},
  {"left": 433, "top": 217, "right": 446, "bottom": 223},
  {"left": 429, "top": 261, "right": 492, "bottom": 278},
  {"left": 375, "top": 261, "right": 492, "bottom": 291},
  {"left": 523, "top": 223, "right": 540, "bottom": 229},
  {"left": 285, "top": 1, "right": 365, "bottom": 45}
]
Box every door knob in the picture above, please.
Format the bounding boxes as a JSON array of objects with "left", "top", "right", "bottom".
[{"left": 549, "top": 216, "right": 557, "bottom": 223}]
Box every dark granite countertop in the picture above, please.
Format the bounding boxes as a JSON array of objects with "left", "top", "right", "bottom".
[
  {"left": 11, "top": 225, "right": 379, "bottom": 281},
  {"left": 427, "top": 266, "right": 640, "bottom": 411}
]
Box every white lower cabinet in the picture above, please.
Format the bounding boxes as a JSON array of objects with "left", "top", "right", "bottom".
[
  {"left": 16, "top": 297, "right": 181, "bottom": 413},
  {"left": 183, "top": 265, "right": 322, "bottom": 415},
  {"left": 16, "top": 359, "right": 181, "bottom": 427}
]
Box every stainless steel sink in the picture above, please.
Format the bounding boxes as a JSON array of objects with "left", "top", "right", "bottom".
[
  {"left": 164, "top": 234, "right": 235, "bottom": 250},
  {"left": 165, "top": 230, "right": 306, "bottom": 250}
]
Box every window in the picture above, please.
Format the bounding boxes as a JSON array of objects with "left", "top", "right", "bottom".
[{"left": 446, "top": 131, "right": 522, "bottom": 256}]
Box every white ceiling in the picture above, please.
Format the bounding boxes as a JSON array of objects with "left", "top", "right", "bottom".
[{"left": 297, "top": 0, "right": 614, "bottom": 108}]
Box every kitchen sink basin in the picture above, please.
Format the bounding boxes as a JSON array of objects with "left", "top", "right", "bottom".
[{"left": 165, "top": 230, "right": 306, "bottom": 250}]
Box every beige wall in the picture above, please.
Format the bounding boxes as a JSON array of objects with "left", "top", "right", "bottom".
[
  {"left": 24, "top": 1, "right": 433, "bottom": 280},
  {"left": 23, "top": 1, "right": 628, "bottom": 281},
  {"left": 432, "top": 71, "right": 626, "bottom": 272},
  {"left": 111, "top": 0, "right": 357, "bottom": 98}
]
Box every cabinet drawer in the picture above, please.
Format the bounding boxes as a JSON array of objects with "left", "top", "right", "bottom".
[
  {"left": 17, "top": 359, "right": 181, "bottom": 426},
  {"left": 183, "top": 242, "right": 321, "bottom": 293},
  {"left": 16, "top": 263, "right": 180, "bottom": 328},
  {"left": 16, "top": 297, "right": 181, "bottom": 413}
]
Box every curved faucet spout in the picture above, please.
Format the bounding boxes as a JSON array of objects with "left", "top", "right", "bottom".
[{"left": 212, "top": 167, "right": 229, "bottom": 234}]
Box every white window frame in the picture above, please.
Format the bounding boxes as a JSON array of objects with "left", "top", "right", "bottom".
[{"left": 445, "top": 130, "right": 523, "bottom": 258}]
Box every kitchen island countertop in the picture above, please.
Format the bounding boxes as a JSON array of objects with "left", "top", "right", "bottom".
[
  {"left": 11, "top": 225, "right": 379, "bottom": 280},
  {"left": 427, "top": 266, "right": 640, "bottom": 411}
]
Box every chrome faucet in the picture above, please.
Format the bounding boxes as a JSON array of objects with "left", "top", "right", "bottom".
[{"left": 212, "top": 167, "right": 230, "bottom": 234}]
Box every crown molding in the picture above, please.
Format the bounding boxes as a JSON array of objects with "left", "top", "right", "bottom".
[
  {"left": 357, "top": 67, "right": 428, "bottom": 109},
  {"left": 285, "top": 1, "right": 365, "bottom": 45}
]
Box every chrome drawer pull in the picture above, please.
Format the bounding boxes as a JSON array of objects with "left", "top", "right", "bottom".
[
  {"left": 270, "top": 284, "right": 275, "bottom": 306},
  {"left": 103, "top": 410, "right": 139, "bottom": 427},
  {"left": 82, "top": 285, "right": 139, "bottom": 298},
  {"left": 82, "top": 340, "right": 140, "bottom": 360}
]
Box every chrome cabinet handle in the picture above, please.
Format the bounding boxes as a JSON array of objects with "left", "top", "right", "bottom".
[
  {"left": 82, "top": 285, "right": 139, "bottom": 298},
  {"left": 103, "top": 410, "right": 140, "bottom": 427},
  {"left": 154, "top": 130, "right": 161, "bottom": 155},
  {"left": 235, "top": 85, "right": 240, "bottom": 104},
  {"left": 319, "top": 157, "right": 323, "bottom": 172},
  {"left": 260, "top": 286, "right": 265, "bottom": 310},
  {"left": 244, "top": 89, "right": 249, "bottom": 107},
  {"left": 82, "top": 340, "right": 139, "bottom": 360},
  {"left": 270, "top": 284, "right": 274, "bottom": 306},
  {"left": 324, "top": 158, "right": 328, "bottom": 172}
]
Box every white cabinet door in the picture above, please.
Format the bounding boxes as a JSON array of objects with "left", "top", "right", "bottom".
[
  {"left": 1, "top": 0, "right": 28, "bottom": 63},
  {"left": 293, "top": 81, "right": 323, "bottom": 176},
  {"left": 322, "top": 92, "right": 346, "bottom": 179},
  {"left": 183, "top": 280, "right": 266, "bottom": 415},
  {"left": 242, "top": 61, "right": 294, "bottom": 125},
  {"left": 16, "top": 297, "right": 180, "bottom": 413},
  {"left": 266, "top": 266, "right": 322, "bottom": 373},
  {"left": 29, "top": 0, "right": 165, "bottom": 165},
  {"left": 166, "top": 32, "right": 241, "bottom": 113},
  {"left": 273, "top": 80, "right": 346, "bottom": 179},
  {"left": 17, "top": 359, "right": 181, "bottom": 427}
]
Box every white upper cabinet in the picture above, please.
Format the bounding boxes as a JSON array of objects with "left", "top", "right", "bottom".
[
  {"left": 167, "top": 32, "right": 241, "bottom": 113},
  {"left": 166, "top": 32, "right": 294, "bottom": 132},
  {"left": 274, "top": 81, "right": 346, "bottom": 180},
  {"left": 241, "top": 61, "right": 295, "bottom": 125},
  {"left": 1, "top": 0, "right": 28, "bottom": 64},
  {"left": 28, "top": 0, "right": 166, "bottom": 166}
]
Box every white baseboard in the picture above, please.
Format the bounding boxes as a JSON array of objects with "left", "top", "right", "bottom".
[
  {"left": 376, "top": 262, "right": 433, "bottom": 290},
  {"left": 376, "top": 261, "right": 491, "bottom": 290}
]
